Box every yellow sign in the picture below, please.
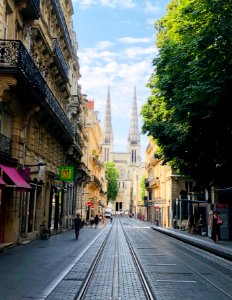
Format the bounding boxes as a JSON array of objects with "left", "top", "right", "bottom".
[{"left": 59, "top": 166, "right": 74, "bottom": 181}]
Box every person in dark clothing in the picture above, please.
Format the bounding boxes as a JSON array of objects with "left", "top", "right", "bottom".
[
  {"left": 212, "top": 210, "right": 222, "bottom": 243},
  {"left": 94, "top": 215, "right": 99, "bottom": 229},
  {"left": 188, "top": 213, "right": 194, "bottom": 234},
  {"left": 73, "top": 214, "right": 82, "bottom": 239}
]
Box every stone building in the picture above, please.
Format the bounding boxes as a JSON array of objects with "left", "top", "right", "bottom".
[
  {"left": 0, "top": 0, "right": 89, "bottom": 245},
  {"left": 85, "top": 100, "right": 106, "bottom": 220},
  {"left": 145, "top": 136, "right": 207, "bottom": 228},
  {"left": 102, "top": 87, "right": 145, "bottom": 215}
]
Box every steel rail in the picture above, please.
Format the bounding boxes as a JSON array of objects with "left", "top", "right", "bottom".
[
  {"left": 120, "top": 219, "right": 156, "bottom": 300},
  {"left": 126, "top": 218, "right": 232, "bottom": 300},
  {"left": 75, "top": 224, "right": 113, "bottom": 300}
]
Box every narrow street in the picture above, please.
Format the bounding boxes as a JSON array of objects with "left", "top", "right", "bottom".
[{"left": 1, "top": 217, "right": 232, "bottom": 300}]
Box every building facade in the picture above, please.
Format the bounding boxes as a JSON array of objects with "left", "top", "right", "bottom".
[
  {"left": 102, "top": 87, "right": 145, "bottom": 214},
  {"left": 84, "top": 100, "right": 106, "bottom": 220},
  {"left": 145, "top": 136, "right": 209, "bottom": 228},
  {"left": 0, "top": 0, "right": 89, "bottom": 245}
]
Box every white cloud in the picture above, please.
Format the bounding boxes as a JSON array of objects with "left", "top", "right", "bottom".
[
  {"left": 121, "top": 46, "right": 157, "bottom": 59},
  {"left": 75, "top": 0, "right": 136, "bottom": 9},
  {"left": 118, "top": 37, "right": 152, "bottom": 44},
  {"left": 96, "top": 41, "right": 114, "bottom": 49},
  {"left": 143, "top": 1, "right": 161, "bottom": 14}
]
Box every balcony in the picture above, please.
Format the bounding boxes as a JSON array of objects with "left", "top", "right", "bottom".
[
  {"left": 149, "top": 177, "right": 160, "bottom": 188},
  {"left": 89, "top": 175, "right": 101, "bottom": 188},
  {"left": 0, "top": 40, "right": 74, "bottom": 141},
  {"left": 52, "top": 38, "right": 69, "bottom": 81},
  {"left": 0, "top": 133, "right": 12, "bottom": 155},
  {"left": 53, "top": 0, "right": 75, "bottom": 56},
  {"left": 150, "top": 154, "right": 159, "bottom": 166},
  {"left": 75, "top": 162, "right": 90, "bottom": 184},
  {"left": 15, "top": 0, "right": 40, "bottom": 20}
]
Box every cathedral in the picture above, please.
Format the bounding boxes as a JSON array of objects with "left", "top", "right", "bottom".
[{"left": 102, "top": 87, "right": 145, "bottom": 214}]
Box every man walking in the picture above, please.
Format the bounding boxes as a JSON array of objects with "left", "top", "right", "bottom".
[{"left": 73, "top": 214, "right": 82, "bottom": 239}]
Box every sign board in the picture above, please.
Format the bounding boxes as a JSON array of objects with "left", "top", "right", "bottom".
[{"left": 59, "top": 166, "right": 74, "bottom": 181}]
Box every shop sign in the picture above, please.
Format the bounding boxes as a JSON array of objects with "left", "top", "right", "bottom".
[{"left": 59, "top": 166, "right": 74, "bottom": 181}]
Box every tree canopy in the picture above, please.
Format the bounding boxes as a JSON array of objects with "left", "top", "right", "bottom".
[
  {"left": 104, "top": 162, "right": 119, "bottom": 203},
  {"left": 141, "top": 0, "right": 232, "bottom": 186}
]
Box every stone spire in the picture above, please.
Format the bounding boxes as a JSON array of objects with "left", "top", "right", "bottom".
[
  {"left": 103, "top": 86, "right": 113, "bottom": 144},
  {"left": 102, "top": 86, "right": 113, "bottom": 162},
  {"left": 128, "top": 86, "right": 140, "bottom": 145},
  {"left": 128, "top": 86, "right": 141, "bottom": 164}
]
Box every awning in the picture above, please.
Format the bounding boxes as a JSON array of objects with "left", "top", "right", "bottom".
[
  {"left": 0, "top": 177, "right": 6, "bottom": 186},
  {"left": 0, "top": 164, "right": 31, "bottom": 190}
]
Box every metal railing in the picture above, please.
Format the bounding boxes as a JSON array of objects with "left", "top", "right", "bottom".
[
  {"left": 0, "top": 133, "right": 12, "bottom": 155},
  {"left": 53, "top": 0, "right": 75, "bottom": 56},
  {"left": 0, "top": 40, "right": 74, "bottom": 140},
  {"left": 52, "top": 38, "right": 69, "bottom": 80}
]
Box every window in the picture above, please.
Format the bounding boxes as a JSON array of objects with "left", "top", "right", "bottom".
[
  {"left": 4, "top": 3, "right": 13, "bottom": 39},
  {"left": 0, "top": 108, "right": 11, "bottom": 137}
]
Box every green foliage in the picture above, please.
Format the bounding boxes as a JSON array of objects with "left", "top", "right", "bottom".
[
  {"left": 141, "top": 0, "right": 232, "bottom": 185},
  {"left": 104, "top": 162, "right": 119, "bottom": 203},
  {"left": 140, "top": 175, "right": 146, "bottom": 204}
]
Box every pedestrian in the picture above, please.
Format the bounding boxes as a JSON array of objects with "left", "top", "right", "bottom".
[
  {"left": 110, "top": 215, "right": 113, "bottom": 223},
  {"left": 102, "top": 215, "right": 106, "bottom": 227},
  {"left": 188, "top": 213, "right": 194, "bottom": 234},
  {"left": 90, "top": 216, "right": 94, "bottom": 228},
  {"left": 197, "top": 214, "right": 204, "bottom": 235},
  {"left": 73, "top": 214, "right": 82, "bottom": 239},
  {"left": 94, "top": 214, "right": 99, "bottom": 229},
  {"left": 212, "top": 210, "right": 222, "bottom": 243}
]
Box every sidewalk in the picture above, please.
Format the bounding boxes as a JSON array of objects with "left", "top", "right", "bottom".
[{"left": 152, "top": 225, "right": 232, "bottom": 261}]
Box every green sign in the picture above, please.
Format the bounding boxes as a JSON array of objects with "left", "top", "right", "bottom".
[{"left": 59, "top": 166, "right": 74, "bottom": 181}]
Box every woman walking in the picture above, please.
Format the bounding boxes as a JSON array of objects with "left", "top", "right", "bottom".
[
  {"left": 212, "top": 210, "right": 222, "bottom": 243},
  {"left": 94, "top": 215, "right": 99, "bottom": 229}
]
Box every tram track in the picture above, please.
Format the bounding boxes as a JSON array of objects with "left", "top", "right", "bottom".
[
  {"left": 45, "top": 217, "right": 232, "bottom": 300},
  {"left": 76, "top": 218, "right": 155, "bottom": 300},
  {"left": 123, "top": 218, "right": 232, "bottom": 300}
]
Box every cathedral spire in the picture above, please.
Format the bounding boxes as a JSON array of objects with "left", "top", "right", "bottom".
[
  {"left": 102, "top": 86, "right": 113, "bottom": 162},
  {"left": 128, "top": 86, "right": 140, "bottom": 145},
  {"left": 128, "top": 86, "right": 141, "bottom": 164}
]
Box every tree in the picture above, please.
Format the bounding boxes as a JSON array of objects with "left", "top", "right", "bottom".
[
  {"left": 104, "top": 162, "right": 119, "bottom": 203},
  {"left": 140, "top": 175, "right": 146, "bottom": 206},
  {"left": 141, "top": 0, "right": 232, "bottom": 186}
]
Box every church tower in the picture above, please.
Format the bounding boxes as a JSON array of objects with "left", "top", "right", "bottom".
[
  {"left": 102, "top": 86, "right": 113, "bottom": 162},
  {"left": 128, "top": 86, "right": 141, "bottom": 165}
]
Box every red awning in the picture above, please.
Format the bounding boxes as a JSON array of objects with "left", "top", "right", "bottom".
[
  {"left": 0, "top": 164, "right": 31, "bottom": 190},
  {"left": 87, "top": 201, "right": 94, "bottom": 207},
  {"left": 0, "top": 177, "right": 6, "bottom": 186}
]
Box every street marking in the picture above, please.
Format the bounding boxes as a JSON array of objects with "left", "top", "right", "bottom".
[{"left": 157, "top": 280, "right": 196, "bottom": 283}]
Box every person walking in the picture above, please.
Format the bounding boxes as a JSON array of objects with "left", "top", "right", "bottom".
[
  {"left": 212, "top": 210, "right": 222, "bottom": 243},
  {"left": 94, "top": 215, "right": 99, "bottom": 229},
  {"left": 73, "top": 214, "right": 82, "bottom": 239},
  {"left": 197, "top": 214, "right": 204, "bottom": 235},
  {"left": 188, "top": 213, "right": 194, "bottom": 234},
  {"left": 90, "top": 216, "right": 95, "bottom": 228}
]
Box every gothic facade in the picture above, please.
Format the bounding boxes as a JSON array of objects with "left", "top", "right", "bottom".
[{"left": 102, "top": 87, "right": 145, "bottom": 214}]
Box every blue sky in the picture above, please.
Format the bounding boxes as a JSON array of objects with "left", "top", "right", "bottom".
[{"left": 71, "top": 0, "right": 170, "bottom": 161}]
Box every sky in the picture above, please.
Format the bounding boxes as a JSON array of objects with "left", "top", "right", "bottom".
[{"left": 71, "top": 0, "right": 170, "bottom": 161}]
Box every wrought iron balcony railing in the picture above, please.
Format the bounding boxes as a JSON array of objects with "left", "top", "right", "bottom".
[
  {"left": 0, "top": 40, "right": 74, "bottom": 140},
  {"left": 53, "top": 0, "right": 75, "bottom": 56},
  {"left": 52, "top": 38, "right": 69, "bottom": 80},
  {"left": 90, "top": 175, "right": 101, "bottom": 187},
  {"left": 15, "top": 0, "right": 40, "bottom": 20},
  {"left": 0, "top": 133, "right": 12, "bottom": 155}
]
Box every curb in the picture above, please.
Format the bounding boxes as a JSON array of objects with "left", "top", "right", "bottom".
[{"left": 152, "top": 227, "right": 232, "bottom": 261}]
